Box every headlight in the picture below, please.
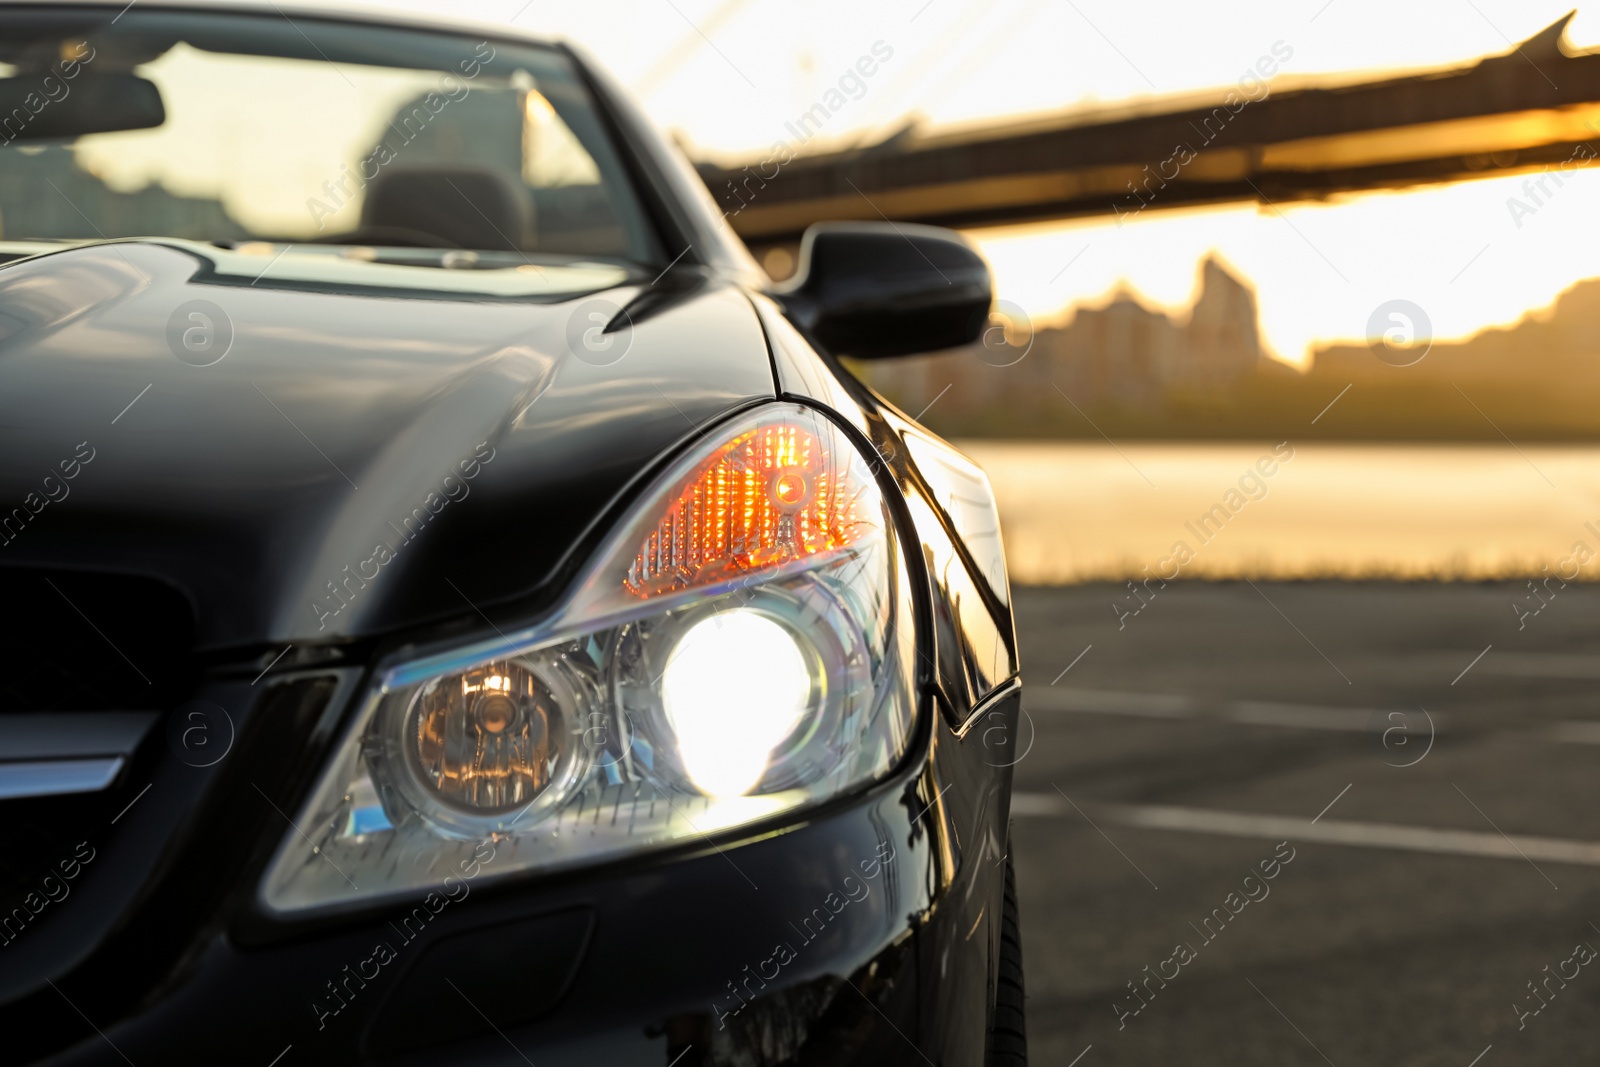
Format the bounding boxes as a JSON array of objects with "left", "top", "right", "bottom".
[{"left": 261, "top": 403, "right": 916, "bottom": 914}]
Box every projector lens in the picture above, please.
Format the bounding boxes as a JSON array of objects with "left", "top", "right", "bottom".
[{"left": 660, "top": 609, "right": 817, "bottom": 797}]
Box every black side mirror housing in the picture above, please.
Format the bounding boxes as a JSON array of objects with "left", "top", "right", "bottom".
[{"left": 776, "top": 222, "right": 993, "bottom": 359}]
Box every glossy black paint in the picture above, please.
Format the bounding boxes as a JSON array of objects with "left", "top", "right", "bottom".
[
  {"left": 27, "top": 735, "right": 940, "bottom": 1066},
  {"left": 762, "top": 294, "right": 1021, "bottom": 1063},
  {"left": 0, "top": 4, "right": 1020, "bottom": 1064},
  {"left": 0, "top": 240, "right": 771, "bottom": 649},
  {"left": 776, "top": 222, "right": 993, "bottom": 360}
]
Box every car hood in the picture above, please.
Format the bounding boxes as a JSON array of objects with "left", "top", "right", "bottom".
[{"left": 0, "top": 240, "right": 775, "bottom": 650}]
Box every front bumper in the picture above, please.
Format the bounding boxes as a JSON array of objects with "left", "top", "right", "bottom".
[{"left": 26, "top": 681, "right": 1016, "bottom": 1067}]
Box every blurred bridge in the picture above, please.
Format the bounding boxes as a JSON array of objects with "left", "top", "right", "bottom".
[{"left": 696, "top": 14, "right": 1600, "bottom": 256}]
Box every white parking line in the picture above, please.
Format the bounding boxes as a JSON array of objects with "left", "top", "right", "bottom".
[
  {"left": 1011, "top": 794, "right": 1600, "bottom": 867},
  {"left": 1029, "top": 687, "right": 1387, "bottom": 730},
  {"left": 1229, "top": 700, "right": 1376, "bottom": 732},
  {"left": 1027, "top": 686, "right": 1600, "bottom": 743},
  {"left": 1028, "top": 687, "right": 1196, "bottom": 718},
  {"left": 1475, "top": 652, "right": 1600, "bottom": 679},
  {"left": 1546, "top": 720, "right": 1600, "bottom": 744}
]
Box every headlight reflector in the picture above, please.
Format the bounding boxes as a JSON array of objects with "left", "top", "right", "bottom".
[{"left": 410, "top": 663, "right": 554, "bottom": 810}]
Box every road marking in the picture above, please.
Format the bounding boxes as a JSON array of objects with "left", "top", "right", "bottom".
[
  {"left": 1475, "top": 652, "right": 1600, "bottom": 679},
  {"left": 1465, "top": 1044, "right": 1491, "bottom": 1067},
  {"left": 1229, "top": 701, "right": 1374, "bottom": 732},
  {"left": 1011, "top": 796, "right": 1600, "bottom": 867},
  {"left": 1030, "top": 687, "right": 1381, "bottom": 730},
  {"left": 1028, "top": 687, "right": 1600, "bottom": 744},
  {"left": 1546, "top": 721, "right": 1600, "bottom": 743},
  {"left": 1031, "top": 687, "right": 1194, "bottom": 718}
]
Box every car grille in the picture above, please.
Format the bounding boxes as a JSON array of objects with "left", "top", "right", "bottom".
[
  {"left": 0, "top": 568, "right": 195, "bottom": 715},
  {"left": 0, "top": 568, "right": 195, "bottom": 913}
]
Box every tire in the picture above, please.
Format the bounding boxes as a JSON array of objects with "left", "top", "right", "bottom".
[{"left": 986, "top": 852, "right": 1028, "bottom": 1066}]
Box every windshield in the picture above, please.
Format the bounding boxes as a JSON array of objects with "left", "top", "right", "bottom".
[{"left": 0, "top": 9, "right": 660, "bottom": 262}]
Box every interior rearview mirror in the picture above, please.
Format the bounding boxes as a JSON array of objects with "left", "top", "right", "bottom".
[
  {"left": 776, "top": 221, "right": 993, "bottom": 359},
  {"left": 0, "top": 74, "right": 165, "bottom": 142}
]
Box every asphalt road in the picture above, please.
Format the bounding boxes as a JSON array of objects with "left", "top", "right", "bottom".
[{"left": 1009, "top": 581, "right": 1600, "bottom": 1067}]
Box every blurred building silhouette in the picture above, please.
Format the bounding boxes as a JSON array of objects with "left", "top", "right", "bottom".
[
  {"left": 863, "top": 254, "right": 1273, "bottom": 418},
  {"left": 858, "top": 257, "right": 1600, "bottom": 441},
  {"left": 1311, "top": 276, "right": 1600, "bottom": 388},
  {"left": 0, "top": 145, "right": 240, "bottom": 242}
]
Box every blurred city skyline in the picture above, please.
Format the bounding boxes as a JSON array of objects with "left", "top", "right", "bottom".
[{"left": 860, "top": 255, "right": 1600, "bottom": 440}]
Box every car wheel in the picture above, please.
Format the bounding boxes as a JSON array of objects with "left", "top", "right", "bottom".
[{"left": 986, "top": 851, "right": 1028, "bottom": 1066}]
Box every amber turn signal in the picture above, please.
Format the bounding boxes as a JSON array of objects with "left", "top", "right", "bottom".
[{"left": 625, "top": 422, "right": 868, "bottom": 598}]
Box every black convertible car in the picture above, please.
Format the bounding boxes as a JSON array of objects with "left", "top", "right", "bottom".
[{"left": 0, "top": 3, "right": 1024, "bottom": 1064}]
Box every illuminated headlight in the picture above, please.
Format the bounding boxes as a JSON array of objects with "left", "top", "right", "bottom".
[
  {"left": 261, "top": 404, "right": 916, "bottom": 913},
  {"left": 660, "top": 609, "right": 813, "bottom": 798}
]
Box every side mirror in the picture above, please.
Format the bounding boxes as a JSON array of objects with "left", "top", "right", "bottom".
[{"left": 776, "top": 222, "right": 992, "bottom": 359}]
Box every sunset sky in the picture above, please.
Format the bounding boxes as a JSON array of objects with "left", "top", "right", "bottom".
[{"left": 370, "top": 0, "right": 1600, "bottom": 365}]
